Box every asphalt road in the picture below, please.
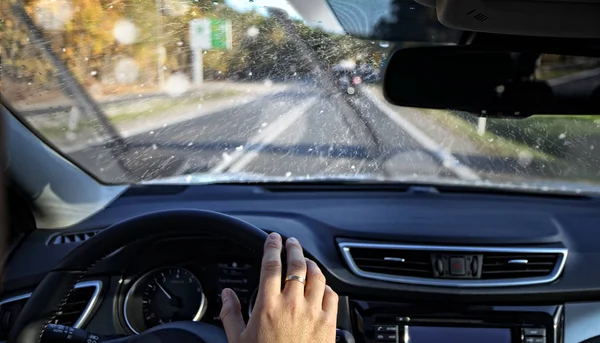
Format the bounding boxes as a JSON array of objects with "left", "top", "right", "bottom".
[{"left": 67, "top": 86, "right": 465, "bottom": 183}]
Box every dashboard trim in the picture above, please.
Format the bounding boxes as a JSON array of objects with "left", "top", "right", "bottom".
[
  {"left": 0, "top": 280, "right": 102, "bottom": 329},
  {"left": 338, "top": 241, "right": 568, "bottom": 288},
  {"left": 554, "top": 304, "right": 564, "bottom": 343}
]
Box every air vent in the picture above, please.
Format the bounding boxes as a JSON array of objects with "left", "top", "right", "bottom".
[
  {"left": 0, "top": 281, "right": 101, "bottom": 339},
  {"left": 48, "top": 231, "right": 99, "bottom": 245},
  {"left": 348, "top": 247, "right": 433, "bottom": 277},
  {"left": 481, "top": 252, "right": 559, "bottom": 279},
  {"left": 339, "top": 242, "right": 567, "bottom": 288}
]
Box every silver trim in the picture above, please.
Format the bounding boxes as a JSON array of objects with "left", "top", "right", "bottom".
[
  {"left": 554, "top": 305, "right": 563, "bottom": 343},
  {"left": 0, "top": 280, "right": 102, "bottom": 329},
  {"left": 123, "top": 267, "right": 207, "bottom": 334},
  {"left": 339, "top": 242, "right": 568, "bottom": 287},
  {"left": 508, "top": 259, "right": 529, "bottom": 264},
  {"left": 384, "top": 257, "right": 406, "bottom": 262}
]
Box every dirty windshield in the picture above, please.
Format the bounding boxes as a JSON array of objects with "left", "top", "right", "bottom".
[{"left": 2, "top": 0, "right": 600, "bottom": 193}]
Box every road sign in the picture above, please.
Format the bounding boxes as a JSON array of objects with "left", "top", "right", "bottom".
[
  {"left": 189, "top": 18, "right": 232, "bottom": 85},
  {"left": 210, "top": 19, "right": 232, "bottom": 50},
  {"left": 189, "top": 19, "right": 211, "bottom": 50},
  {"left": 189, "top": 18, "right": 232, "bottom": 50}
]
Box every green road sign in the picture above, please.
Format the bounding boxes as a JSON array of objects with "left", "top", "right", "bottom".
[{"left": 189, "top": 18, "right": 232, "bottom": 50}]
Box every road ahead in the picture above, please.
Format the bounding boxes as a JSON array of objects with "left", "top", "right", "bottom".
[{"left": 66, "top": 85, "right": 474, "bottom": 183}]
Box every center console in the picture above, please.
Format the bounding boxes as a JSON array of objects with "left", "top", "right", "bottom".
[{"left": 349, "top": 301, "right": 563, "bottom": 343}]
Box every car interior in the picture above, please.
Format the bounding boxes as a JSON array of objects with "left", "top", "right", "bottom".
[{"left": 1, "top": 0, "right": 600, "bottom": 343}]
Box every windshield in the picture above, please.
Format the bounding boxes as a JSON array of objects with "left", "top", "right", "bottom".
[{"left": 2, "top": 0, "right": 600, "bottom": 194}]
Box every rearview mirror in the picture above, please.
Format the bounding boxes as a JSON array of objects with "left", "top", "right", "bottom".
[{"left": 383, "top": 46, "right": 600, "bottom": 117}]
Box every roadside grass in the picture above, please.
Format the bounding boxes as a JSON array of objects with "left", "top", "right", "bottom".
[
  {"left": 421, "top": 109, "right": 557, "bottom": 161},
  {"left": 30, "top": 90, "right": 241, "bottom": 140},
  {"left": 107, "top": 90, "right": 241, "bottom": 125},
  {"left": 484, "top": 115, "right": 600, "bottom": 158}
]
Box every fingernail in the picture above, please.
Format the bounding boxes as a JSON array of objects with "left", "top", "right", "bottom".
[
  {"left": 222, "top": 289, "right": 230, "bottom": 301},
  {"left": 268, "top": 232, "right": 281, "bottom": 241},
  {"left": 326, "top": 285, "right": 333, "bottom": 291},
  {"left": 288, "top": 237, "right": 297, "bottom": 243}
]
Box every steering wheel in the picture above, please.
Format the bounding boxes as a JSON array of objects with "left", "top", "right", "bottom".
[{"left": 9, "top": 209, "right": 269, "bottom": 343}]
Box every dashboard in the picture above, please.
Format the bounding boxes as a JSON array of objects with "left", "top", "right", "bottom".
[{"left": 4, "top": 184, "right": 600, "bottom": 343}]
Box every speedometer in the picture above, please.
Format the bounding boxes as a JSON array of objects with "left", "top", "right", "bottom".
[{"left": 124, "top": 267, "right": 206, "bottom": 334}]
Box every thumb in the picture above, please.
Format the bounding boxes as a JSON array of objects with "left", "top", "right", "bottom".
[{"left": 220, "top": 288, "right": 246, "bottom": 342}]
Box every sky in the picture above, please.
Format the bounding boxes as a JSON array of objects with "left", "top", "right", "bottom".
[{"left": 224, "top": 0, "right": 301, "bottom": 18}]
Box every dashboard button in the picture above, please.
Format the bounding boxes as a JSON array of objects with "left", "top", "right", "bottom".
[
  {"left": 375, "top": 333, "right": 398, "bottom": 342},
  {"left": 523, "top": 328, "right": 546, "bottom": 337},
  {"left": 449, "top": 257, "right": 466, "bottom": 276},
  {"left": 374, "top": 325, "right": 398, "bottom": 333},
  {"left": 524, "top": 337, "right": 545, "bottom": 343}
]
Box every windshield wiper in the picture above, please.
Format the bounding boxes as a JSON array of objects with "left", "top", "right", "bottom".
[
  {"left": 10, "top": 4, "right": 135, "bottom": 182},
  {"left": 268, "top": 8, "right": 390, "bottom": 175}
]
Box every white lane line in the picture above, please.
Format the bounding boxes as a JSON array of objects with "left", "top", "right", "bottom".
[
  {"left": 361, "top": 87, "right": 480, "bottom": 181},
  {"left": 211, "top": 97, "right": 318, "bottom": 173}
]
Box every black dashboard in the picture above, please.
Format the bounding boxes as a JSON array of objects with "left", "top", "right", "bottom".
[{"left": 3, "top": 183, "right": 600, "bottom": 343}]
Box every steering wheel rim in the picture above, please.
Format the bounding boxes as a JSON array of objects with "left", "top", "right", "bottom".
[{"left": 9, "top": 209, "right": 268, "bottom": 343}]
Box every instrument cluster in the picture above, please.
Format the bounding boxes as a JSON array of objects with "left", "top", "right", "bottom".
[{"left": 120, "top": 238, "right": 260, "bottom": 334}]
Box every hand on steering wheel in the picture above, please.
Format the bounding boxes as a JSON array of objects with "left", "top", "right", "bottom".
[{"left": 220, "top": 233, "right": 338, "bottom": 343}]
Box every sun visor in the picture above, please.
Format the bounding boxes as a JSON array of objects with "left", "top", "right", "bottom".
[{"left": 432, "top": 0, "right": 600, "bottom": 38}]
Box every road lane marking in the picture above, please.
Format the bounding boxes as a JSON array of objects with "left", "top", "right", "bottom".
[
  {"left": 360, "top": 86, "right": 480, "bottom": 181},
  {"left": 211, "top": 97, "right": 318, "bottom": 173}
]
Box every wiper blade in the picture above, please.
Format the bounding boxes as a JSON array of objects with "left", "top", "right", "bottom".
[{"left": 10, "top": 4, "right": 134, "bottom": 181}]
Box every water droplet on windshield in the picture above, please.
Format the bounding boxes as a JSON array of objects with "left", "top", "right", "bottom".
[
  {"left": 113, "top": 19, "right": 138, "bottom": 45},
  {"left": 152, "top": 144, "right": 158, "bottom": 150},
  {"left": 558, "top": 133, "right": 566, "bottom": 139},
  {"left": 222, "top": 152, "right": 232, "bottom": 162},
  {"left": 188, "top": 142, "right": 194, "bottom": 146},
  {"left": 379, "top": 42, "right": 390, "bottom": 48},
  {"left": 114, "top": 58, "right": 139, "bottom": 84},
  {"left": 247, "top": 26, "right": 260, "bottom": 37},
  {"left": 164, "top": 72, "right": 190, "bottom": 97},
  {"left": 285, "top": 172, "right": 292, "bottom": 177},
  {"left": 518, "top": 151, "right": 533, "bottom": 167},
  {"left": 261, "top": 122, "right": 268, "bottom": 128},
  {"left": 34, "top": 0, "right": 73, "bottom": 31},
  {"left": 149, "top": 131, "right": 155, "bottom": 135},
  {"left": 235, "top": 145, "right": 244, "bottom": 151}
]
